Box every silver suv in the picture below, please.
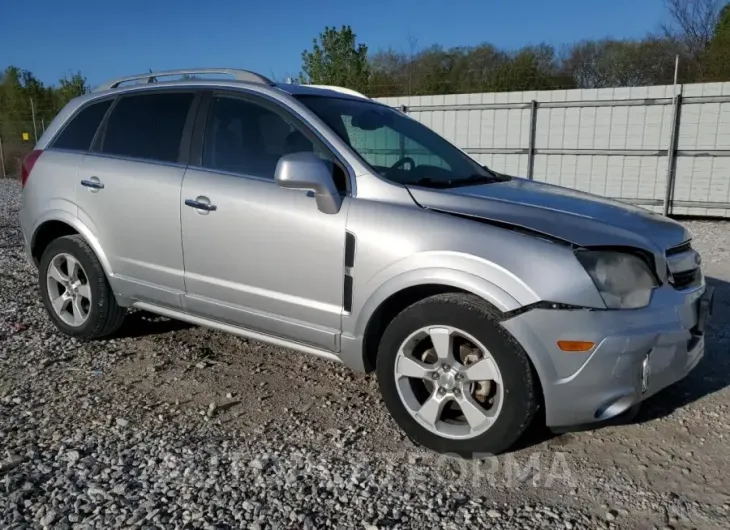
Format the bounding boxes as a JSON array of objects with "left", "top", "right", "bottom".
[{"left": 19, "top": 68, "right": 714, "bottom": 456}]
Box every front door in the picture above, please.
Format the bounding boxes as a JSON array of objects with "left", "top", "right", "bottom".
[{"left": 180, "top": 92, "right": 350, "bottom": 351}]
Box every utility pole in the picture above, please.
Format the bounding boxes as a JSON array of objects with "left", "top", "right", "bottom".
[{"left": 30, "top": 97, "right": 38, "bottom": 142}]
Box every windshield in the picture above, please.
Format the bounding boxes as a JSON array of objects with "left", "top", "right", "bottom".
[{"left": 295, "top": 95, "right": 508, "bottom": 188}]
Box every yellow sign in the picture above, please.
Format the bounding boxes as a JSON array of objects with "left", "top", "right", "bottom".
[{"left": 21, "top": 132, "right": 30, "bottom": 141}]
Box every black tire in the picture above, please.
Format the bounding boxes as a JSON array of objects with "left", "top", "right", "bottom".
[
  {"left": 376, "top": 293, "right": 537, "bottom": 457},
  {"left": 39, "top": 235, "right": 126, "bottom": 339}
]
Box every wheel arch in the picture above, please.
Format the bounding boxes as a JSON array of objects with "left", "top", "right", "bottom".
[
  {"left": 30, "top": 212, "right": 113, "bottom": 279},
  {"left": 349, "top": 268, "right": 524, "bottom": 373}
]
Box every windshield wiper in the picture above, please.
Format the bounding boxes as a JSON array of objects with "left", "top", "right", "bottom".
[
  {"left": 412, "top": 177, "right": 444, "bottom": 188},
  {"left": 412, "top": 174, "right": 509, "bottom": 189},
  {"left": 454, "top": 174, "right": 504, "bottom": 186}
]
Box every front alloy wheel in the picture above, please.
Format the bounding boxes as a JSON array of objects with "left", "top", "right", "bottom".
[
  {"left": 394, "top": 326, "right": 504, "bottom": 440},
  {"left": 376, "top": 293, "right": 538, "bottom": 457}
]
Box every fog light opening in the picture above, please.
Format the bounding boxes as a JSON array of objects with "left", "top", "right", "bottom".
[{"left": 595, "top": 395, "right": 636, "bottom": 420}]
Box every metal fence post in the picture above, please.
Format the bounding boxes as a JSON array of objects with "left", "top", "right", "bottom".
[
  {"left": 662, "top": 92, "right": 683, "bottom": 216},
  {"left": 0, "top": 136, "right": 5, "bottom": 178},
  {"left": 399, "top": 105, "right": 408, "bottom": 160},
  {"left": 0, "top": 138, "right": 7, "bottom": 178},
  {"left": 30, "top": 97, "right": 38, "bottom": 142},
  {"left": 527, "top": 100, "right": 538, "bottom": 179}
]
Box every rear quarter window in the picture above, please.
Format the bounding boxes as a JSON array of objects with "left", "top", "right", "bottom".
[{"left": 50, "top": 99, "right": 112, "bottom": 152}]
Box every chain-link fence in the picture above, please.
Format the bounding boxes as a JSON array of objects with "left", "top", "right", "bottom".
[{"left": 0, "top": 108, "right": 54, "bottom": 178}]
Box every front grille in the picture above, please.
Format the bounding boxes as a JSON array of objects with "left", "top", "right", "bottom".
[
  {"left": 670, "top": 268, "right": 699, "bottom": 290},
  {"left": 666, "top": 240, "right": 692, "bottom": 256},
  {"left": 665, "top": 239, "right": 700, "bottom": 290}
]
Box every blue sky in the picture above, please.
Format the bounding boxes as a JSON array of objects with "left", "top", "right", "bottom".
[{"left": 3, "top": 0, "right": 671, "bottom": 87}]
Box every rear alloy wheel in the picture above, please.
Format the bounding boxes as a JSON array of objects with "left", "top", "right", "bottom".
[
  {"left": 376, "top": 293, "right": 537, "bottom": 457},
  {"left": 46, "top": 253, "right": 92, "bottom": 327},
  {"left": 39, "top": 235, "right": 126, "bottom": 339}
]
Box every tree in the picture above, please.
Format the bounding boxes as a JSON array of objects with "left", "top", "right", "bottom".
[
  {"left": 299, "top": 25, "right": 370, "bottom": 92},
  {"left": 368, "top": 48, "right": 408, "bottom": 97},
  {"left": 663, "top": 0, "right": 725, "bottom": 58},
  {"left": 57, "top": 72, "right": 90, "bottom": 105},
  {"left": 701, "top": 3, "right": 730, "bottom": 79},
  {"left": 562, "top": 38, "right": 686, "bottom": 88},
  {"left": 0, "top": 66, "right": 91, "bottom": 175},
  {"left": 486, "top": 45, "right": 574, "bottom": 92}
]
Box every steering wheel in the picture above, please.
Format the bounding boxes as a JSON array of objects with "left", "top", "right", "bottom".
[{"left": 390, "top": 156, "right": 416, "bottom": 171}]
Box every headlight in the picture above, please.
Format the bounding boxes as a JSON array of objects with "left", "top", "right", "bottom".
[{"left": 575, "top": 250, "right": 658, "bottom": 309}]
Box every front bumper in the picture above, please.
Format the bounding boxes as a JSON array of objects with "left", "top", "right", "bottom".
[{"left": 502, "top": 283, "right": 714, "bottom": 428}]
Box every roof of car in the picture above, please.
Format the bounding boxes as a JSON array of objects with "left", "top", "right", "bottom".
[
  {"left": 274, "top": 82, "right": 371, "bottom": 100},
  {"left": 90, "top": 68, "right": 373, "bottom": 103}
]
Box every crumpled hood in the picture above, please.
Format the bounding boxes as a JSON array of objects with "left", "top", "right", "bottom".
[{"left": 406, "top": 176, "right": 690, "bottom": 253}]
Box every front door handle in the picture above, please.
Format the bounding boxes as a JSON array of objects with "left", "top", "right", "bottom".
[
  {"left": 185, "top": 198, "right": 217, "bottom": 212},
  {"left": 81, "top": 178, "right": 104, "bottom": 190}
]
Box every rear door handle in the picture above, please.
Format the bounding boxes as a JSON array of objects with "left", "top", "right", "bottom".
[
  {"left": 81, "top": 178, "right": 104, "bottom": 190},
  {"left": 185, "top": 199, "right": 217, "bottom": 212}
]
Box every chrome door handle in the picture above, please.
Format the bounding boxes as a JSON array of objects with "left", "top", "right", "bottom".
[
  {"left": 80, "top": 179, "right": 104, "bottom": 190},
  {"left": 184, "top": 199, "right": 217, "bottom": 212}
]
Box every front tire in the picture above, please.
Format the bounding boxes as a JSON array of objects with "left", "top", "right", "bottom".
[
  {"left": 376, "top": 293, "right": 537, "bottom": 457},
  {"left": 39, "top": 235, "right": 126, "bottom": 339}
]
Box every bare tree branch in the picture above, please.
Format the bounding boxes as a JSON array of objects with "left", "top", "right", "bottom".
[{"left": 663, "top": 0, "right": 724, "bottom": 56}]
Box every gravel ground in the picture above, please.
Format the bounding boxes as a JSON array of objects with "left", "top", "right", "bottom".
[{"left": 1, "top": 177, "right": 729, "bottom": 530}]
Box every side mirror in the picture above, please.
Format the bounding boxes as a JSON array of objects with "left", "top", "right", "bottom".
[{"left": 274, "top": 152, "right": 343, "bottom": 214}]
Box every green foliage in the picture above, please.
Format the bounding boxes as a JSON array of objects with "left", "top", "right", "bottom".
[
  {"left": 303, "top": 28, "right": 701, "bottom": 97},
  {"left": 57, "top": 72, "right": 91, "bottom": 107},
  {"left": 562, "top": 38, "right": 687, "bottom": 88},
  {"left": 299, "top": 25, "right": 370, "bottom": 92},
  {"left": 300, "top": 3, "right": 730, "bottom": 97},
  {"left": 714, "top": 2, "right": 730, "bottom": 37},
  {"left": 3, "top": 2, "right": 730, "bottom": 176},
  {"left": 702, "top": 3, "right": 730, "bottom": 80},
  {"left": 0, "top": 66, "right": 90, "bottom": 175},
  {"left": 484, "top": 45, "right": 575, "bottom": 92}
]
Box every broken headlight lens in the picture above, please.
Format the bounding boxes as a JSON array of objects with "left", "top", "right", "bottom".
[{"left": 576, "top": 250, "right": 658, "bottom": 309}]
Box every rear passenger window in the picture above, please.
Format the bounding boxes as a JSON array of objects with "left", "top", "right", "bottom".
[
  {"left": 101, "top": 92, "right": 194, "bottom": 164},
  {"left": 52, "top": 99, "right": 112, "bottom": 152}
]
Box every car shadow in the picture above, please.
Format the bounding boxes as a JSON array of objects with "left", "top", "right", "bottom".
[
  {"left": 113, "top": 309, "right": 192, "bottom": 339},
  {"left": 515, "top": 275, "right": 730, "bottom": 449},
  {"left": 107, "top": 276, "right": 729, "bottom": 450}
]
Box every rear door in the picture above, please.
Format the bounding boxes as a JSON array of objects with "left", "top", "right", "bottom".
[
  {"left": 75, "top": 90, "right": 199, "bottom": 307},
  {"left": 22, "top": 97, "right": 114, "bottom": 240}
]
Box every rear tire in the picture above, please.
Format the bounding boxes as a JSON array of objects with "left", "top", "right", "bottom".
[
  {"left": 376, "top": 293, "right": 537, "bottom": 457},
  {"left": 39, "top": 235, "right": 126, "bottom": 339}
]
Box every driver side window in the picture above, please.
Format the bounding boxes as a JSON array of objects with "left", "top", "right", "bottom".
[
  {"left": 342, "top": 115, "right": 450, "bottom": 170},
  {"left": 202, "top": 95, "right": 349, "bottom": 193}
]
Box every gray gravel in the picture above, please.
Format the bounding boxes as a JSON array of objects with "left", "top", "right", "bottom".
[{"left": 1, "top": 178, "right": 729, "bottom": 529}]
